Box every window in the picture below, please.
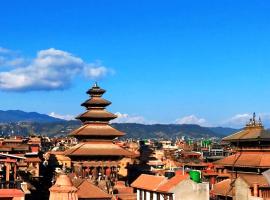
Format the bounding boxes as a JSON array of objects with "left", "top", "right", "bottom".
[
  {"left": 150, "top": 192, "right": 153, "bottom": 200},
  {"left": 144, "top": 190, "right": 147, "bottom": 200},
  {"left": 139, "top": 190, "right": 142, "bottom": 200}
]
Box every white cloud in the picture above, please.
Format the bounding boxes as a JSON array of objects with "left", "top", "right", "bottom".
[
  {"left": 0, "top": 47, "right": 12, "bottom": 54},
  {"left": 0, "top": 48, "right": 112, "bottom": 91},
  {"left": 112, "top": 112, "right": 151, "bottom": 124},
  {"left": 49, "top": 112, "right": 75, "bottom": 120},
  {"left": 175, "top": 115, "right": 208, "bottom": 126},
  {"left": 0, "top": 47, "right": 25, "bottom": 68},
  {"left": 222, "top": 113, "right": 270, "bottom": 128},
  {"left": 222, "top": 113, "right": 251, "bottom": 128}
]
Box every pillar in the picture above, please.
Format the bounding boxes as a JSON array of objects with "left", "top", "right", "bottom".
[
  {"left": 259, "top": 189, "right": 262, "bottom": 198},
  {"left": 14, "top": 164, "right": 17, "bottom": 180},
  {"left": 5, "top": 163, "right": 10, "bottom": 182},
  {"left": 253, "top": 183, "right": 258, "bottom": 197},
  {"left": 35, "top": 162, "right": 40, "bottom": 177}
]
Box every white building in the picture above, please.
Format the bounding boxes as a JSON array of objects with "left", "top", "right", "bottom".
[{"left": 131, "top": 173, "right": 209, "bottom": 200}]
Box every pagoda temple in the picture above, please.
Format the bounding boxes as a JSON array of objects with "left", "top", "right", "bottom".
[
  {"left": 212, "top": 113, "right": 270, "bottom": 199},
  {"left": 65, "top": 83, "right": 133, "bottom": 181}
]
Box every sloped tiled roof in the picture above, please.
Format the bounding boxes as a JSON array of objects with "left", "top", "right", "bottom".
[
  {"left": 131, "top": 174, "right": 167, "bottom": 191},
  {"left": 157, "top": 174, "right": 189, "bottom": 192},
  {"left": 0, "top": 189, "right": 24, "bottom": 197},
  {"left": 65, "top": 142, "right": 134, "bottom": 157},
  {"left": 76, "top": 110, "right": 117, "bottom": 120},
  {"left": 239, "top": 174, "right": 269, "bottom": 187},
  {"left": 76, "top": 179, "right": 111, "bottom": 199},
  {"left": 131, "top": 174, "right": 189, "bottom": 193},
  {"left": 214, "top": 152, "right": 270, "bottom": 168},
  {"left": 70, "top": 123, "right": 124, "bottom": 137},
  {"left": 81, "top": 97, "right": 111, "bottom": 107},
  {"left": 223, "top": 126, "right": 270, "bottom": 141},
  {"left": 212, "top": 179, "right": 234, "bottom": 197}
]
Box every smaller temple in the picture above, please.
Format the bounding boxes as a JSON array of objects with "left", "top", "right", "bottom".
[
  {"left": 49, "top": 173, "right": 78, "bottom": 200},
  {"left": 49, "top": 173, "right": 113, "bottom": 200},
  {"left": 212, "top": 113, "right": 270, "bottom": 200}
]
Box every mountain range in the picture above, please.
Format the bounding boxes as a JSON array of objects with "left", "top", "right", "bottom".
[
  {"left": 0, "top": 110, "right": 237, "bottom": 138},
  {"left": 0, "top": 110, "right": 64, "bottom": 123}
]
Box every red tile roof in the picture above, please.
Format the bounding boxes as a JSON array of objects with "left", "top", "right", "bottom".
[
  {"left": 0, "top": 189, "right": 24, "bottom": 197},
  {"left": 81, "top": 97, "right": 111, "bottom": 107},
  {"left": 76, "top": 179, "right": 111, "bottom": 199},
  {"left": 76, "top": 109, "right": 117, "bottom": 120},
  {"left": 214, "top": 152, "right": 270, "bottom": 168},
  {"left": 212, "top": 179, "right": 234, "bottom": 197},
  {"left": 65, "top": 142, "right": 134, "bottom": 157},
  {"left": 238, "top": 174, "right": 269, "bottom": 187},
  {"left": 223, "top": 126, "right": 270, "bottom": 141},
  {"left": 131, "top": 174, "right": 189, "bottom": 193},
  {"left": 131, "top": 174, "right": 167, "bottom": 191},
  {"left": 157, "top": 174, "right": 189, "bottom": 192},
  {"left": 70, "top": 123, "right": 125, "bottom": 137}
]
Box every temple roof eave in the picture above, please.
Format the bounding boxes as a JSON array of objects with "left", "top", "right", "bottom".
[
  {"left": 81, "top": 98, "right": 111, "bottom": 108},
  {"left": 64, "top": 143, "right": 135, "bottom": 157},
  {"left": 76, "top": 110, "right": 117, "bottom": 122},
  {"left": 69, "top": 124, "right": 125, "bottom": 137},
  {"left": 222, "top": 128, "right": 270, "bottom": 142}
]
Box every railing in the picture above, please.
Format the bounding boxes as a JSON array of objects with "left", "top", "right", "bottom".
[{"left": 0, "top": 181, "right": 22, "bottom": 189}]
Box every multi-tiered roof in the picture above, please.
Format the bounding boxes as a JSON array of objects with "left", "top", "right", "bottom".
[
  {"left": 215, "top": 112, "right": 270, "bottom": 169},
  {"left": 65, "top": 83, "right": 132, "bottom": 159},
  {"left": 222, "top": 112, "right": 269, "bottom": 143},
  {"left": 212, "top": 113, "right": 270, "bottom": 199}
]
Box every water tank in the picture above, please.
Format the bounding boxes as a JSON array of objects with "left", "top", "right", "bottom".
[{"left": 189, "top": 170, "right": 201, "bottom": 183}]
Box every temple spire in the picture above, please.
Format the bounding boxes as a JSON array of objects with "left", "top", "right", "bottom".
[
  {"left": 246, "top": 112, "right": 263, "bottom": 128},
  {"left": 253, "top": 112, "right": 256, "bottom": 124},
  {"left": 77, "top": 83, "right": 116, "bottom": 123}
]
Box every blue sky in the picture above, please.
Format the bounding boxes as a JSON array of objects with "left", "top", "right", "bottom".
[{"left": 0, "top": 0, "right": 270, "bottom": 127}]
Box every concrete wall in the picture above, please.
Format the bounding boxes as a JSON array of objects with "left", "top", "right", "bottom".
[
  {"left": 249, "top": 197, "right": 263, "bottom": 200},
  {"left": 135, "top": 180, "right": 209, "bottom": 200},
  {"left": 235, "top": 177, "right": 263, "bottom": 200},
  {"left": 172, "top": 179, "right": 209, "bottom": 200},
  {"left": 235, "top": 177, "right": 250, "bottom": 200}
]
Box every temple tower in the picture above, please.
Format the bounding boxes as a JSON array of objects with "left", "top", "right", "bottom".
[{"left": 65, "top": 83, "right": 133, "bottom": 180}]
